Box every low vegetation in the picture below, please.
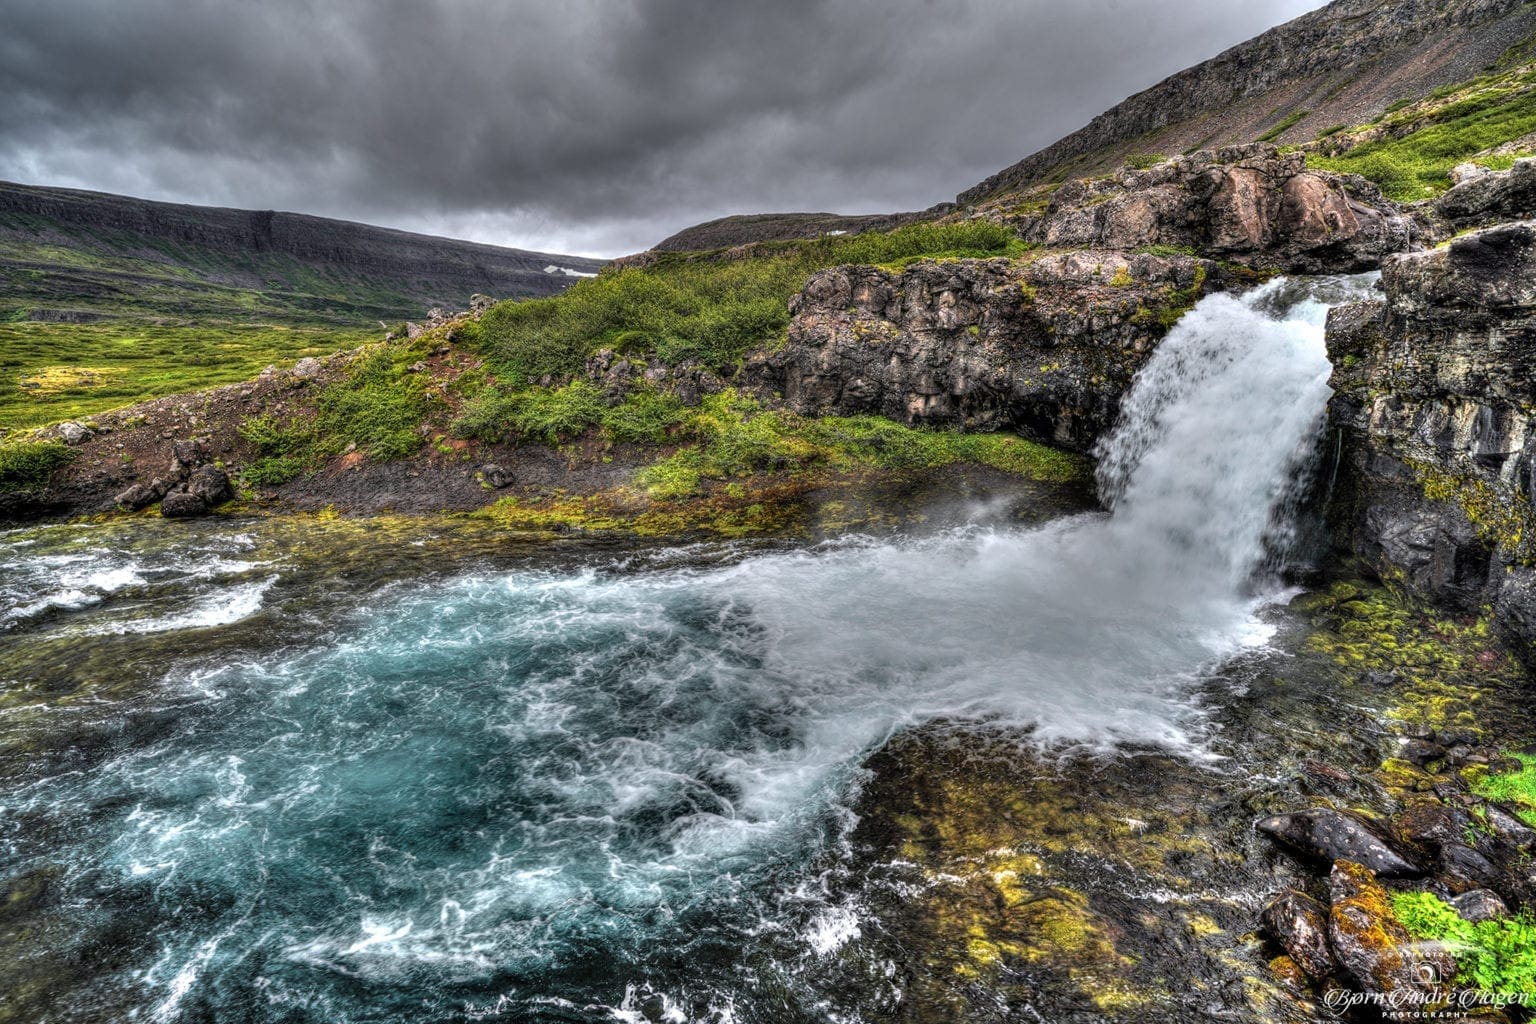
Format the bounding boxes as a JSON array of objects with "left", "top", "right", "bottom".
[
  {"left": 1393, "top": 891, "right": 1536, "bottom": 993},
  {"left": 1473, "top": 753, "right": 1536, "bottom": 827},
  {"left": 1309, "top": 65, "right": 1536, "bottom": 200},
  {"left": 459, "top": 221, "right": 1025, "bottom": 382},
  {"left": 0, "top": 439, "right": 74, "bottom": 491},
  {"left": 240, "top": 342, "right": 433, "bottom": 484},
  {"left": 0, "top": 320, "right": 374, "bottom": 430}
]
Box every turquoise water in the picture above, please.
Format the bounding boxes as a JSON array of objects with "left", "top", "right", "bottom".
[{"left": 0, "top": 277, "right": 1376, "bottom": 1022}]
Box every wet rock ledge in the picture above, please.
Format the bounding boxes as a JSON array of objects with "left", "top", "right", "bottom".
[{"left": 1326, "top": 220, "right": 1536, "bottom": 655}]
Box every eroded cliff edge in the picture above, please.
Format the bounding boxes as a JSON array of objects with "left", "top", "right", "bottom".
[{"left": 1327, "top": 220, "right": 1536, "bottom": 653}]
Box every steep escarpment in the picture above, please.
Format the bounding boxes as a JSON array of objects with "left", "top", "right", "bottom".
[
  {"left": 747, "top": 250, "right": 1217, "bottom": 450},
  {"left": 0, "top": 180, "right": 603, "bottom": 323},
  {"left": 1326, "top": 218, "right": 1536, "bottom": 651},
  {"left": 959, "top": 0, "right": 1536, "bottom": 204}
]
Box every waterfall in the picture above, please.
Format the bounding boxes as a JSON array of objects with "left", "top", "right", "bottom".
[
  {"left": 0, "top": 275, "right": 1380, "bottom": 1024},
  {"left": 1092, "top": 273, "right": 1376, "bottom": 595}
]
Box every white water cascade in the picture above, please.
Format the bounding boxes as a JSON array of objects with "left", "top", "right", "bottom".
[{"left": 0, "top": 274, "right": 1380, "bottom": 1023}]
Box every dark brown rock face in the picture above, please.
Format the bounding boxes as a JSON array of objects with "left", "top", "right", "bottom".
[
  {"left": 985, "top": 145, "right": 1413, "bottom": 273},
  {"left": 1324, "top": 220, "right": 1536, "bottom": 651},
  {"left": 745, "top": 250, "right": 1216, "bottom": 451},
  {"left": 1260, "top": 890, "right": 1336, "bottom": 980},
  {"left": 1425, "top": 158, "right": 1536, "bottom": 235}
]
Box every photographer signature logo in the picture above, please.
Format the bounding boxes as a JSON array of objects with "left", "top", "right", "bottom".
[{"left": 1322, "top": 962, "right": 1534, "bottom": 1020}]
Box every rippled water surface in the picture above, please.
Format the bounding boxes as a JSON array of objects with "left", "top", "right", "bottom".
[{"left": 0, "top": 277, "right": 1379, "bottom": 1023}]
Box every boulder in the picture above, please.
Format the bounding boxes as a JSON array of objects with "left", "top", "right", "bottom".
[
  {"left": 1328, "top": 861, "right": 1455, "bottom": 998},
  {"left": 1450, "top": 888, "right": 1509, "bottom": 922},
  {"left": 169, "top": 439, "right": 206, "bottom": 476},
  {"left": 290, "top": 357, "right": 324, "bottom": 380},
  {"left": 1256, "top": 809, "right": 1422, "bottom": 877},
  {"left": 160, "top": 490, "right": 208, "bottom": 518},
  {"left": 479, "top": 464, "right": 513, "bottom": 489},
  {"left": 57, "top": 421, "right": 91, "bottom": 446},
  {"left": 977, "top": 144, "right": 1411, "bottom": 273},
  {"left": 1260, "top": 890, "right": 1335, "bottom": 979},
  {"left": 185, "top": 465, "right": 233, "bottom": 507},
  {"left": 113, "top": 482, "right": 161, "bottom": 512}
]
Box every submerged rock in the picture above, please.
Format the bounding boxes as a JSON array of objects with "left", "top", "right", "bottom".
[
  {"left": 1260, "top": 890, "right": 1335, "bottom": 980},
  {"left": 1256, "top": 808, "right": 1422, "bottom": 877}
]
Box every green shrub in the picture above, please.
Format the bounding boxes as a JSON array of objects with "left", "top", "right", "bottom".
[
  {"left": 1394, "top": 891, "right": 1536, "bottom": 993},
  {"left": 0, "top": 439, "right": 74, "bottom": 491},
  {"left": 312, "top": 346, "right": 428, "bottom": 460},
  {"left": 600, "top": 389, "right": 690, "bottom": 444}
]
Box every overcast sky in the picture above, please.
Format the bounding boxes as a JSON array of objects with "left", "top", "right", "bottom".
[{"left": 0, "top": 0, "right": 1327, "bottom": 257}]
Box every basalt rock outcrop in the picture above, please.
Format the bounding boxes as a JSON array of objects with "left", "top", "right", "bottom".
[
  {"left": 1420, "top": 157, "right": 1536, "bottom": 237},
  {"left": 746, "top": 249, "right": 1218, "bottom": 451},
  {"left": 1325, "top": 220, "right": 1536, "bottom": 653},
  {"left": 978, "top": 145, "right": 1414, "bottom": 273}
]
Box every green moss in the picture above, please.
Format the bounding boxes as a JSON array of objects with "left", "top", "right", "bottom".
[
  {"left": 1124, "top": 153, "right": 1166, "bottom": 170},
  {"left": 1473, "top": 753, "right": 1536, "bottom": 827},
  {"left": 1394, "top": 891, "right": 1536, "bottom": 993},
  {"left": 1301, "top": 580, "right": 1524, "bottom": 734},
  {"left": 0, "top": 439, "right": 74, "bottom": 491},
  {"left": 1413, "top": 461, "right": 1532, "bottom": 563}
]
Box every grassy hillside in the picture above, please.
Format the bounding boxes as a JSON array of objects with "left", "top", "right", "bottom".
[
  {"left": 0, "top": 320, "right": 378, "bottom": 430},
  {"left": 1306, "top": 59, "right": 1536, "bottom": 199},
  {"left": 0, "top": 182, "right": 605, "bottom": 432},
  {"left": 463, "top": 221, "right": 1026, "bottom": 381}
]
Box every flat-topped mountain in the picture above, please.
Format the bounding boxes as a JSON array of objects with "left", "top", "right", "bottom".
[
  {"left": 959, "top": 0, "right": 1536, "bottom": 203},
  {"left": 0, "top": 180, "right": 604, "bottom": 324}
]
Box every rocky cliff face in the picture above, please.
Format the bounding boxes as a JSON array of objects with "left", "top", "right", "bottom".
[
  {"left": 959, "top": 0, "right": 1536, "bottom": 204},
  {"left": 978, "top": 144, "right": 1413, "bottom": 273},
  {"left": 1325, "top": 220, "right": 1536, "bottom": 651},
  {"left": 746, "top": 249, "right": 1217, "bottom": 451}
]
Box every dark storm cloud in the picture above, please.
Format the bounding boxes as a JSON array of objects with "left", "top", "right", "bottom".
[{"left": 0, "top": 0, "right": 1326, "bottom": 255}]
